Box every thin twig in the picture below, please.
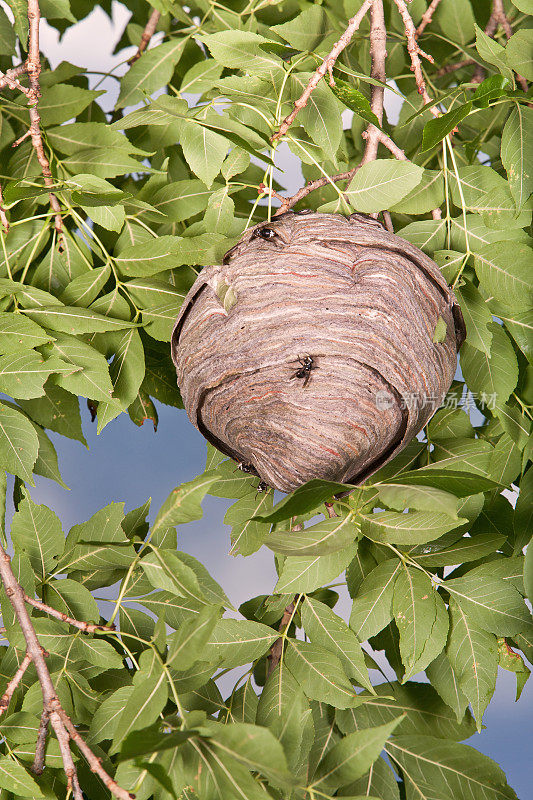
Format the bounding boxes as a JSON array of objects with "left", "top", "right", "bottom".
[
  {"left": 31, "top": 709, "right": 50, "bottom": 775},
  {"left": 393, "top": 0, "right": 438, "bottom": 116},
  {"left": 473, "top": 0, "right": 528, "bottom": 91},
  {"left": 0, "top": 184, "right": 9, "bottom": 234},
  {"left": 0, "top": 64, "right": 31, "bottom": 95},
  {"left": 267, "top": 600, "right": 296, "bottom": 676},
  {"left": 128, "top": 9, "right": 161, "bottom": 64},
  {"left": 361, "top": 0, "right": 387, "bottom": 166},
  {"left": 271, "top": 0, "right": 374, "bottom": 142},
  {"left": 26, "top": 0, "right": 64, "bottom": 245},
  {"left": 415, "top": 0, "right": 442, "bottom": 38},
  {"left": 435, "top": 58, "right": 475, "bottom": 77},
  {"left": 0, "top": 651, "right": 32, "bottom": 716},
  {"left": 325, "top": 501, "right": 339, "bottom": 518},
  {"left": 0, "top": 545, "right": 134, "bottom": 800},
  {"left": 24, "top": 593, "right": 116, "bottom": 634}
]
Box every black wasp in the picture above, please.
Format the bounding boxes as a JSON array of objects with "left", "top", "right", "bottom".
[
  {"left": 251, "top": 226, "right": 276, "bottom": 241},
  {"left": 291, "top": 355, "right": 315, "bottom": 388}
]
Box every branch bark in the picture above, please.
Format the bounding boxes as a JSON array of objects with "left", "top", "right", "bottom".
[
  {"left": 415, "top": 0, "right": 442, "bottom": 38},
  {"left": 0, "top": 184, "right": 9, "bottom": 234},
  {"left": 0, "top": 651, "right": 32, "bottom": 716},
  {"left": 392, "top": 0, "right": 438, "bottom": 116},
  {"left": 271, "top": 0, "right": 374, "bottom": 142},
  {"left": 0, "top": 544, "right": 134, "bottom": 800},
  {"left": 26, "top": 0, "right": 64, "bottom": 245},
  {"left": 128, "top": 9, "right": 161, "bottom": 64},
  {"left": 24, "top": 593, "right": 116, "bottom": 634},
  {"left": 360, "top": 0, "right": 387, "bottom": 166}
]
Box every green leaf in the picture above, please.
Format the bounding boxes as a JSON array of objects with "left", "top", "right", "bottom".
[
  {"left": 340, "top": 680, "right": 475, "bottom": 740},
  {"left": 17, "top": 384, "right": 86, "bottom": 445},
  {"left": 347, "top": 160, "right": 423, "bottom": 212},
  {"left": 4, "top": 1, "right": 28, "bottom": 44},
  {"left": 350, "top": 559, "right": 402, "bottom": 641},
  {"left": 265, "top": 515, "right": 360, "bottom": 556},
  {"left": 302, "top": 596, "right": 373, "bottom": 691},
  {"left": 178, "top": 118, "right": 229, "bottom": 188},
  {"left": 361, "top": 510, "right": 466, "bottom": 545},
  {"left": 73, "top": 636, "right": 123, "bottom": 669},
  {"left": 60, "top": 265, "right": 111, "bottom": 308},
  {"left": 445, "top": 573, "right": 531, "bottom": 636},
  {"left": 290, "top": 71, "right": 342, "bottom": 160},
  {"left": 330, "top": 78, "right": 380, "bottom": 127},
  {"left": 82, "top": 202, "right": 125, "bottom": 232},
  {"left": 256, "top": 664, "right": 312, "bottom": 773},
  {"left": 140, "top": 550, "right": 205, "bottom": 603},
  {"left": 506, "top": 29, "right": 533, "bottom": 81},
  {"left": 432, "top": 315, "right": 447, "bottom": 343},
  {"left": 472, "top": 75, "right": 509, "bottom": 108},
  {"left": 460, "top": 322, "right": 519, "bottom": 406},
  {"left": 48, "top": 121, "right": 146, "bottom": 156},
  {"left": 377, "top": 483, "right": 460, "bottom": 517},
  {"left": 33, "top": 84, "right": 101, "bottom": 125},
  {"left": 42, "top": 333, "right": 115, "bottom": 403},
  {"left": 149, "top": 180, "right": 214, "bottom": 224},
  {"left": 525, "top": 535, "right": 533, "bottom": 602},
  {"left": 200, "top": 30, "right": 285, "bottom": 82},
  {"left": 111, "top": 651, "right": 169, "bottom": 752},
  {"left": 0, "top": 401, "right": 39, "bottom": 483},
  {"left": 0, "top": 312, "right": 52, "bottom": 353},
  {"left": 389, "top": 169, "right": 445, "bottom": 214},
  {"left": 475, "top": 24, "right": 514, "bottom": 82},
  {"left": 386, "top": 735, "right": 518, "bottom": 800},
  {"left": 11, "top": 491, "right": 64, "bottom": 579},
  {"left": 167, "top": 604, "right": 222, "bottom": 671},
  {"left": 421, "top": 103, "right": 472, "bottom": 151},
  {"left": 393, "top": 566, "right": 448, "bottom": 681},
  {"left": 116, "top": 39, "right": 186, "bottom": 108},
  {"left": 274, "top": 542, "right": 356, "bottom": 594},
  {"left": 434, "top": 0, "right": 475, "bottom": 46},
  {"left": 202, "top": 720, "right": 292, "bottom": 790},
  {"left": 315, "top": 717, "right": 402, "bottom": 790},
  {"left": 455, "top": 281, "right": 493, "bottom": 356},
  {"left": 225, "top": 491, "right": 273, "bottom": 557},
  {"left": 382, "top": 468, "right": 499, "bottom": 495},
  {"left": 88, "top": 686, "right": 134, "bottom": 744},
  {"left": 501, "top": 105, "right": 533, "bottom": 209},
  {"left": 254, "top": 479, "right": 351, "bottom": 522},
  {"left": 96, "top": 328, "right": 145, "bottom": 430},
  {"left": 0, "top": 755, "right": 44, "bottom": 797},
  {"left": 0, "top": 351, "right": 74, "bottom": 400},
  {"left": 20, "top": 306, "right": 135, "bottom": 334},
  {"left": 426, "top": 651, "right": 470, "bottom": 723},
  {"left": 152, "top": 472, "right": 220, "bottom": 534},
  {"left": 203, "top": 619, "right": 278, "bottom": 669},
  {"left": 285, "top": 638, "right": 362, "bottom": 709},
  {"left": 412, "top": 532, "right": 506, "bottom": 568},
  {"left": 498, "top": 636, "right": 530, "bottom": 701},
  {"left": 271, "top": 5, "right": 328, "bottom": 51}
]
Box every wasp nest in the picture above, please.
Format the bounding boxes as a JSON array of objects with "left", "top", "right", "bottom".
[{"left": 171, "top": 212, "right": 465, "bottom": 493}]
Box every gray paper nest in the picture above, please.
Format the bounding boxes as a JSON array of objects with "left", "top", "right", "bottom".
[{"left": 171, "top": 211, "right": 466, "bottom": 493}]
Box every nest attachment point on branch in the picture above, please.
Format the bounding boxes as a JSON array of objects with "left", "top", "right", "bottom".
[{"left": 171, "top": 211, "right": 466, "bottom": 493}]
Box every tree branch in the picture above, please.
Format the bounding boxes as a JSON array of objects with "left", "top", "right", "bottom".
[
  {"left": 271, "top": 0, "right": 374, "bottom": 142},
  {"left": 0, "top": 63, "right": 31, "bottom": 95},
  {"left": 128, "top": 9, "right": 161, "bottom": 65},
  {"left": 392, "top": 0, "right": 438, "bottom": 116},
  {"left": 26, "top": 0, "right": 64, "bottom": 245},
  {"left": 0, "top": 184, "right": 9, "bottom": 234},
  {"left": 0, "top": 651, "right": 32, "bottom": 716},
  {"left": 31, "top": 709, "right": 50, "bottom": 775},
  {"left": 415, "top": 0, "right": 442, "bottom": 38},
  {"left": 473, "top": 0, "right": 528, "bottom": 91},
  {"left": 0, "top": 545, "right": 134, "bottom": 800},
  {"left": 360, "top": 0, "right": 387, "bottom": 166},
  {"left": 24, "top": 593, "right": 116, "bottom": 634},
  {"left": 267, "top": 600, "right": 296, "bottom": 676}
]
